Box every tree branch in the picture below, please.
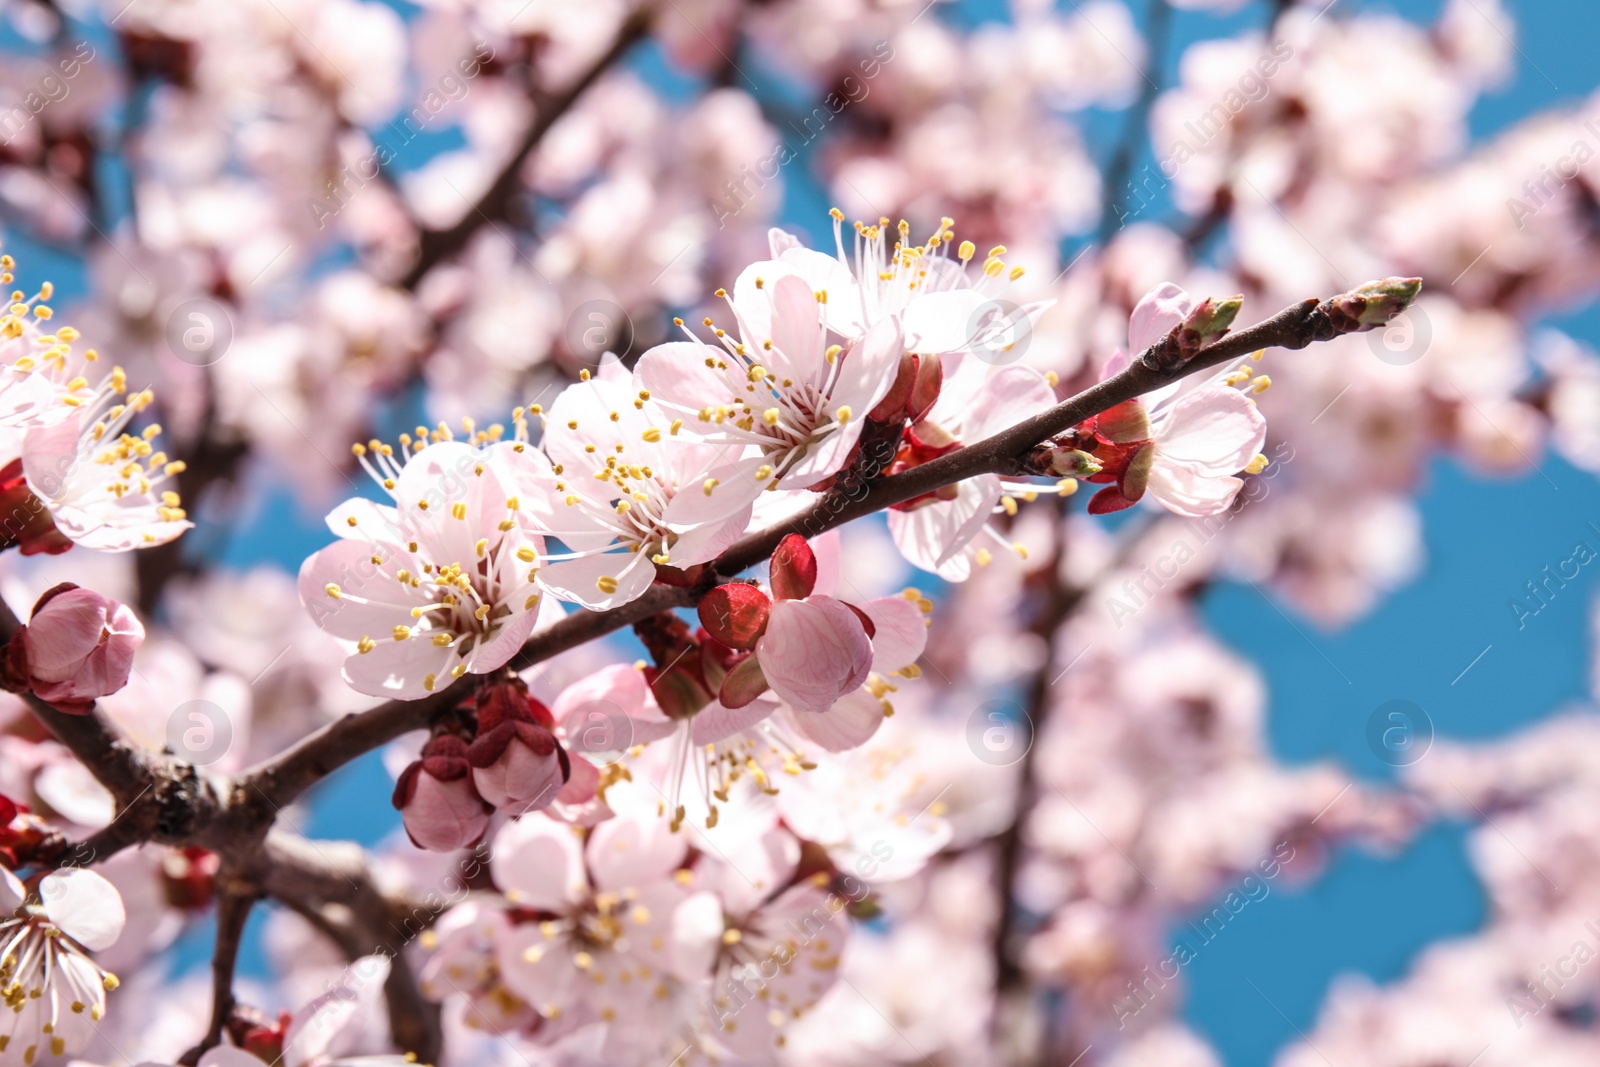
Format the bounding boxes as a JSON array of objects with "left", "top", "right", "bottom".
[
  {"left": 179, "top": 884, "right": 256, "bottom": 1066},
  {"left": 1096, "top": 0, "right": 1171, "bottom": 243},
  {"left": 252, "top": 833, "right": 442, "bottom": 1061},
  {"left": 235, "top": 285, "right": 1411, "bottom": 812},
  {"left": 398, "top": 8, "right": 654, "bottom": 290}
]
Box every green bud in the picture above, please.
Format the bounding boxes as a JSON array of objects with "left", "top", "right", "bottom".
[
  {"left": 1184, "top": 295, "right": 1243, "bottom": 340},
  {"left": 1047, "top": 448, "right": 1103, "bottom": 478},
  {"left": 1345, "top": 277, "right": 1422, "bottom": 326}
]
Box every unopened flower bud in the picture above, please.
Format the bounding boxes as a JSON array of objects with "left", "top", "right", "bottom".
[
  {"left": 769, "top": 533, "right": 818, "bottom": 601},
  {"left": 698, "top": 582, "right": 772, "bottom": 651},
  {"left": 467, "top": 679, "right": 570, "bottom": 812},
  {"left": 395, "top": 734, "right": 492, "bottom": 851},
  {"left": 1339, "top": 277, "right": 1423, "bottom": 328},
  {"left": 12, "top": 583, "right": 145, "bottom": 713},
  {"left": 1181, "top": 295, "right": 1243, "bottom": 347}
]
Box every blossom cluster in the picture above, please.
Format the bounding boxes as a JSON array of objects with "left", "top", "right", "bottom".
[{"left": 0, "top": 1, "right": 1596, "bottom": 1067}]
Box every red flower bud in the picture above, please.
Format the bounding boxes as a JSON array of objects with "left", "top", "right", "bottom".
[
  {"left": 467, "top": 715, "right": 569, "bottom": 814},
  {"left": 1091, "top": 400, "right": 1151, "bottom": 445},
  {"left": 907, "top": 352, "right": 943, "bottom": 424},
  {"left": 0, "top": 459, "right": 71, "bottom": 557},
  {"left": 396, "top": 733, "right": 494, "bottom": 851}
]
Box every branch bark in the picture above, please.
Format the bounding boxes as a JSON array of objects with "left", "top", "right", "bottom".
[
  {"left": 398, "top": 8, "right": 654, "bottom": 290},
  {"left": 179, "top": 885, "right": 256, "bottom": 1066},
  {"left": 252, "top": 833, "right": 443, "bottom": 1062}
]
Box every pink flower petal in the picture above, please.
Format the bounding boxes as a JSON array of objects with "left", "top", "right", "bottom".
[
  {"left": 40, "top": 868, "right": 125, "bottom": 951},
  {"left": 1128, "top": 282, "right": 1193, "bottom": 353},
  {"left": 756, "top": 596, "right": 872, "bottom": 714},
  {"left": 1155, "top": 386, "right": 1267, "bottom": 477}
]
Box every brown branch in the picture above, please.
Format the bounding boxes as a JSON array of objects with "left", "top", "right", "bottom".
[
  {"left": 987, "top": 514, "right": 1160, "bottom": 1066},
  {"left": 398, "top": 8, "right": 654, "bottom": 290},
  {"left": 179, "top": 884, "right": 257, "bottom": 1066},
  {"left": 243, "top": 578, "right": 696, "bottom": 813},
  {"left": 252, "top": 833, "right": 442, "bottom": 1062},
  {"left": 21, "top": 693, "right": 152, "bottom": 803},
  {"left": 236, "top": 284, "right": 1413, "bottom": 812}
]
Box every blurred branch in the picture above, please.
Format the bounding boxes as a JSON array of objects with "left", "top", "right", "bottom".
[
  {"left": 1179, "top": 0, "right": 1295, "bottom": 254},
  {"left": 179, "top": 885, "right": 256, "bottom": 1066},
  {"left": 252, "top": 833, "right": 442, "bottom": 1061},
  {"left": 399, "top": 8, "right": 655, "bottom": 290},
  {"left": 1096, "top": 0, "right": 1171, "bottom": 244},
  {"left": 133, "top": 406, "right": 249, "bottom": 616},
  {"left": 988, "top": 515, "right": 1159, "bottom": 1065}
]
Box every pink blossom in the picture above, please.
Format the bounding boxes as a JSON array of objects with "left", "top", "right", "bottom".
[
  {"left": 632, "top": 267, "right": 904, "bottom": 492},
  {"left": 698, "top": 534, "right": 873, "bottom": 715},
  {"left": 467, "top": 679, "right": 571, "bottom": 812},
  {"left": 299, "top": 438, "right": 545, "bottom": 699},
  {"left": 1084, "top": 284, "right": 1267, "bottom": 518},
  {"left": 522, "top": 368, "right": 760, "bottom": 609},
  {"left": 17, "top": 582, "right": 144, "bottom": 712},
  {"left": 392, "top": 733, "right": 491, "bottom": 852},
  {"left": 886, "top": 358, "right": 1062, "bottom": 580}
]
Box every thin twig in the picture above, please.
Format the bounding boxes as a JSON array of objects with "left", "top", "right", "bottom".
[
  {"left": 253, "top": 833, "right": 443, "bottom": 1061},
  {"left": 178, "top": 885, "right": 256, "bottom": 1066},
  {"left": 1096, "top": 0, "right": 1171, "bottom": 243},
  {"left": 399, "top": 8, "right": 654, "bottom": 289}
]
